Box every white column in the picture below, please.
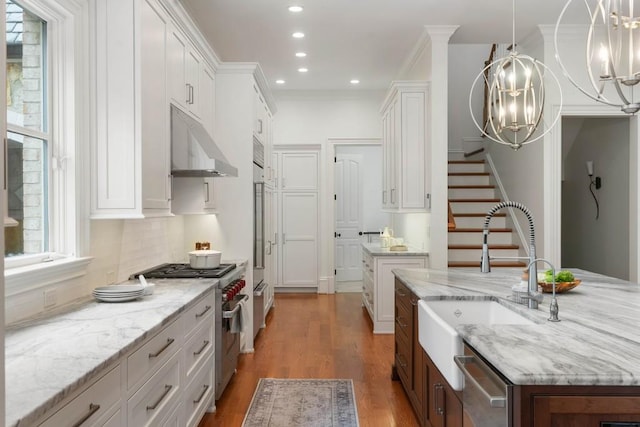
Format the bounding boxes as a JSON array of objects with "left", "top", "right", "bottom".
[{"left": 425, "top": 25, "right": 458, "bottom": 270}]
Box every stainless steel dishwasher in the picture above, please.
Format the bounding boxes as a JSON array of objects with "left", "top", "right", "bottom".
[{"left": 454, "top": 344, "right": 513, "bottom": 427}]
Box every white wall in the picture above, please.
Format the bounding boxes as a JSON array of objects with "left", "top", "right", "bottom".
[
  {"left": 272, "top": 90, "right": 384, "bottom": 145},
  {"left": 561, "top": 118, "right": 630, "bottom": 279},
  {"left": 448, "top": 44, "right": 492, "bottom": 152},
  {"left": 272, "top": 91, "right": 384, "bottom": 291}
]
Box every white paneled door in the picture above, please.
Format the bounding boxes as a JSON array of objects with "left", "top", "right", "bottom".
[
  {"left": 281, "top": 192, "right": 318, "bottom": 287},
  {"left": 335, "top": 154, "right": 363, "bottom": 282}
]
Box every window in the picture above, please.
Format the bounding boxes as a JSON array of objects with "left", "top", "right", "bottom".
[
  {"left": 5, "top": 0, "right": 48, "bottom": 258},
  {"left": 4, "top": 0, "right": 91, "bottom": 295}
]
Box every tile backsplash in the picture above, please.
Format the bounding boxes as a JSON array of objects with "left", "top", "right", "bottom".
[{"left": 6, "top": 216, "right": 186, "bottom": 324}]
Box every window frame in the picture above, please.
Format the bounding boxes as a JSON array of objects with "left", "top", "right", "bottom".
[{"left": 4, "top": 0, "right": 91, "bottom": 296}]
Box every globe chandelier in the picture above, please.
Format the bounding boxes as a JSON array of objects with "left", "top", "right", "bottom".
[
  {"left": 470, "top": 0, "right": 562, "bottom": 150},
  {"left": 555, "top": 0, "right": 640, "bottom": 114}
]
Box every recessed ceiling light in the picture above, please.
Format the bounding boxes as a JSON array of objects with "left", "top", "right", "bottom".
[
  {"left": 295, "top": 52, "right": 307, "bottom": 58},
  {"left": 350, "top": 79, "right": 360, "bottom": 84},
  {"left": 276, "top": 79, "right": 286, "bottom": 85},
  {"left": 288, "top": 5, "right": 303, "bottom": 13},
  {"left": 292, "top": 32, "right": 305, "bottom": 39},
  {"left": 298, "top": 67, "right": 308, "bottom": 73}
]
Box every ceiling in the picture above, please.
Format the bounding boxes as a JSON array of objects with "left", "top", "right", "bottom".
[{"left": 180, "top": 0, "right": 574, "bottom": 92}]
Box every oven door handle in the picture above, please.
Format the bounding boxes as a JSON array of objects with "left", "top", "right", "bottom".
[
  {"left": 223, "top": 294, "right": 249, "bottom": 319},
  {"left": 454, "top": 355, "right": 506, "bottom": 408}
]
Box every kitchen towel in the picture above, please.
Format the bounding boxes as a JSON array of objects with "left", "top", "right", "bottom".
[{"left": 230, "top": 296, "right": 250, "bottom": 333}]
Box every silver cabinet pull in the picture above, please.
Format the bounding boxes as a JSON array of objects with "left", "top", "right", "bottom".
[
  {"left": 257, "top": 119, "right": 263, "bottom": 134},
  {"left": 71, "top": 403, "right": 100, "bottom": 427},
  {"left": 146, "top": 385, "right": 172, "bottom": 411},
  {"left": 394, "top": 287, "right": 406, "bottom": 297},
  {"left": 186, "top": 83, "right": 190, "bottom": 104},
  {"left": 391, "top": 188, "right": 396, "bottom": 204},
  {"left": 382, "top": 190, "right": 387, "bottom": 204},
  {"left": 190, "top": 84, "right": 194, "bottom": 105},
  {"left": 454, "top": 355, "right": 506, "bottom": 408},
  {"left": 148, "top": 338, "right": 175, "bottom": 358},
  {"left": 193, "top": 340, "right": 210, "bottom": 356},
  {"left": 395, "top": 316, "right": 408, "bottom": 328},
  {"left": 410, "top": 296, "right": 419, "bottom": 306},
  {"left": 193, "top": 384, "right": 210, "bottom": 404},
  {"left": 434, "top": 383, "right": 445, "bottom": 415},
  {"left": 204, "top": 181, "right": 210, "bottom": 203},
  {"left": 195, "top": 305, "right": 212, "bottom": 318}
]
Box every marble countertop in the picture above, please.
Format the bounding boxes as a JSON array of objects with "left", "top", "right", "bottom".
[
  {"left": 394, "top": 267, "right": 640, "bottom": 387},
  {"left": 362, "top": 242, "right": 429, "bottom": 256},
  {"left": 5, "top": 262, "right": 246, "bottom": 427}
]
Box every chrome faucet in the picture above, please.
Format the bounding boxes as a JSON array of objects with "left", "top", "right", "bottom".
[
  {"left": 480, "top": 201, "right": 542, "bottom": 309},
  {"left": 526, "top": 258, "right": 560, "bottom": 322}
]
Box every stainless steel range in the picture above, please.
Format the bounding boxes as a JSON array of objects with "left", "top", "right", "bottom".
[{"left": 130, "top": 262, "right": 246, "bottom": 400}]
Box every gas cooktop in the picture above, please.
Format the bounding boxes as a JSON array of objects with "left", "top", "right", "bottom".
[{"left": 130, "top": 263, "right": 236, "bottom": 280}]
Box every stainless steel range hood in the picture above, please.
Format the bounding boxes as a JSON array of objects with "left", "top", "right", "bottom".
[{"left": 170, "top": 105, "right": 238, "bottom": 177}]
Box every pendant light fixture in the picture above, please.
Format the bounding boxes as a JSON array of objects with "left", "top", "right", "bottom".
[
  {"left": 469, "top": 0, "right": 562, "bottom": 150},
  {"left": 555, "top": 0, "right": 640, "bottom": 114}
]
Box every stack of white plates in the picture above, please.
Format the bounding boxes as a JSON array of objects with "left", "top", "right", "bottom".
[{"left": 93, "top": 284, "right": 145, "bottom": 303}]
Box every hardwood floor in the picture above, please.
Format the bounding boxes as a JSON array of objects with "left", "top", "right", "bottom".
[{"left": 198, "top": 293, "right": 419, "bottom": 427}]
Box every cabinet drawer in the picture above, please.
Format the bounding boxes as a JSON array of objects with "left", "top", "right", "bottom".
[
  {"left": 102, "top": 409, "right": 122, "bottom": 427},
  {"left": 395, "top": 298, "right": 412, "bottom": 342},
  {"left": 184, "top": 362, "right": 215, "bottom": 427},
  {"left": 40, "top": 364, "right": 121, "bottom": 427},
  {"left": 394, "top": 281, "right": 411, "bottom": 311},
  {"left": 183, "top": 320, "right": 213, "bottom": 380},
  {"left": 128, "top": 352, "right": 181, "bottom": 427},
  {"left": 183, "top": 291, "right": 214, "bottom": 339},
  {"left": 128, "top": 318, "right": 182, "bottom": 389}
]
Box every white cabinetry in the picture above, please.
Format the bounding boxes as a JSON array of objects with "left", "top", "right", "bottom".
[
  {"left": 39, "top": 365, "right": 122, "bottom": 427},
  {"left": 167, "top": 27, "right": 204, "bottom": 118},
  {"left": 362, "top": 250, "right": 427, "bottom": 333},
  {"left": 380, "top": 81, "right": 430, "bottom": 212},
  {"left": 36, "top": 291, "right": 215, "bottom": 427},
  {"left": 92, "top": 0, "right": 171, "bottom": 218},
  {"left": 273, "top": 150, "right": 319, "bottom": 289}
]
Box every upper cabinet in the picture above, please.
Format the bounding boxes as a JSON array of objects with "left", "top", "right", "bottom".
[
  {"left": 91, "top": 0, "right": 219, "bottom": 218},
  {"left": 92, "top": 0, "right": 172, "bottom": 218},
  {"left": 253, "top": 83, "right": 275, "bottom": 188},
  {"left": 167, "top": 26, "right": 206, "bottom": 119},
  {"left": 380, "top": 81, "right": 430, "bottom": 212}
]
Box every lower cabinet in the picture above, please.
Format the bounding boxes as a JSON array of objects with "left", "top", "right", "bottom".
[
  {"left": 424, "top": 353, "right": 462, "bottom": 427},
  {"left": 516, "top": 386, "right": 640, "bottom": 426},
  {"left": 394, "top": 278, "right": 462, "bottom": 427},
  {"left": 366, "top": 255, "right": 427, "bottom": 333},
  {"left": 36, "top": 290, "right": 215, "bottom": 427}
]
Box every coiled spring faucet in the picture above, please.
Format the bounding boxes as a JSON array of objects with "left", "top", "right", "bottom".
[{"left": 480, "top": 201, "right": 542, "bottom": 309}]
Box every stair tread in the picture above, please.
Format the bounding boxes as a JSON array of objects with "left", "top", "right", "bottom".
[
  {"left": 448, "top": 185, "right": 495, "bottom": 189},
  {"left": 449, "top": 244, "right": 519, "bottom": 249},
  {"left": 449, "top": 228, "right": 512, "bottom": 232},
  {"left": 448, "top": 160, "right": 485, "bottom": 164},
  {"left": 449, "top": 261, "right": 527, "bottom": 268},
  {"left": 449, "top": 198, "right": 501, "bottom": 202},
  {"left": 448, "top": 172, "right": 490, "bottom": 176},
  {"left": 453, "top": 212, "right": 506, "bottom": 217}
]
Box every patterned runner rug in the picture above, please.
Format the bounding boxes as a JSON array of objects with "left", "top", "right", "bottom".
[{"left": 242, "top": 378, "right": 359, "bottom": 427}]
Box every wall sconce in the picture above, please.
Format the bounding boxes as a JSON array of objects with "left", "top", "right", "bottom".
[{"left": 586, "top": 160, "right": 602, "bottom": 219}]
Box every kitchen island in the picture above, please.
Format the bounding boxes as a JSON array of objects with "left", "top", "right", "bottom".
[
  {"left": 393, "top": 267, "right": 640, "bottom": 425},
  {"left": 5, "top": 263, "right": 245, "bottom": 427}
]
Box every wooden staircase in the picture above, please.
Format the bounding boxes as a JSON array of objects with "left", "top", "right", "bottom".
[{"left": 447, "top": 159, "right": 526, "bottom": 268}]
